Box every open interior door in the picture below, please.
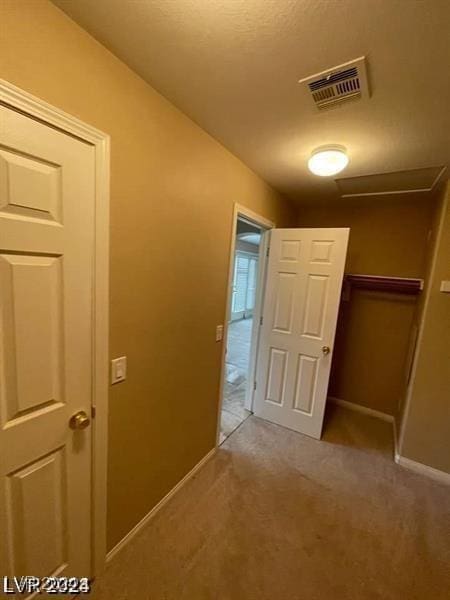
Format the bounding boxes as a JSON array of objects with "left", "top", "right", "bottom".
[{"left": 253, "top": 228, "right": 349, "bottom": 439}]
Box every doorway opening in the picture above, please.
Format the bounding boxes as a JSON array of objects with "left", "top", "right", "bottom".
[
  {"left": 218, "top": 217, "right": 351, "bottom": 446},
  {"left": 218, "top": 209, "right": 273, "bottom": 444}
]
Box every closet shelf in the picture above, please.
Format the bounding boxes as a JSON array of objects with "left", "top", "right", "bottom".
[{"left": 344, "top": 274, "right": 423, "bottom": 296}]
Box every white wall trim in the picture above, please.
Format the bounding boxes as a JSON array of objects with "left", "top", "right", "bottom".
[
  {"left": 0, "top": 79, "right": 110, "bottom": 577},
  {"left": 107, "top": 448, "right": 217, "bottom": 563},
  {"left": 328, "top": 396, "right": 395, "bottom": 423},
  {"left": 216, "top": 204, "right": 275, "bottom": 445},
  {"left": 397, "top": 184, "right": 449, "bottom": 455},
  {"left": 393, "top": 418, "right": 399, "bottom": 457},
  {"left": 330, "top": 395, "right": 450, "bottom": 484},
  {"left": 395, "top": 453, "right": 450, "bottom": 485}
]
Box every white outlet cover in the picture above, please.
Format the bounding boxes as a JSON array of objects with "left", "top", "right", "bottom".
[
  {"left": 216, "top": 325, "right": 224, "bottom": 342},
  {"left": 111, "top": 356, "right": 127, "bottom": 384}
]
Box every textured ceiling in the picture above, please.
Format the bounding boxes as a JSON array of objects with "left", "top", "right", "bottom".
[{"left": 53, "top": 0, "right": 450, "bottom": 205}]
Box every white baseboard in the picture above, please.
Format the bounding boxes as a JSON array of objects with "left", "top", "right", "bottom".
[
  {"left": 328, "top": 396, "right": 395, "bottom": 423},
  {"left": 329, "top": 397, "right": 450, "bottom": 485},
  {"left": 394, "top": 453, "right": 450, "bottom": 485},
  {"left": 106, "top": 447, "right": 217, "bottom": 562},
  {"left": 393, "top": 419, "right": 399, "bottom": 456}
]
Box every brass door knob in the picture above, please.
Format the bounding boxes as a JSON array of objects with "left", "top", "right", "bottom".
[
  {"left": 69, "top": 410, "right": 91, "bottom": 430},
  {"left": 322, "top": 346, "right": 331, "bottom": 355}
]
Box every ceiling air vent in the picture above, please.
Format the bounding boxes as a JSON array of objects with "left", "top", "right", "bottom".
[{"left": 299, "top": 57, "right": 369, "bottom": 110}]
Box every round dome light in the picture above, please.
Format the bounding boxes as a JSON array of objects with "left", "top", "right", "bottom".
[{"left": 308, "top": 146, "right": 349, "bottom": 177}]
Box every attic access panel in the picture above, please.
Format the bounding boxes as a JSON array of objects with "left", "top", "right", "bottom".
[{"left": 336, "top": 166, "right": 445, "bottom": 197}]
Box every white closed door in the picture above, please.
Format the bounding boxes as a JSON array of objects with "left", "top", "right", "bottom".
[
  {"left": 254, "top": 228, "right": 349, "bottom": 439},
  {"left": 0, "top": 106, "right": 94, "bottom": 581}
]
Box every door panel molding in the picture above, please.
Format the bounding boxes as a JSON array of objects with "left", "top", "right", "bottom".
[{"left": 0, "top": 79, "right": 110, "bottom": 576}]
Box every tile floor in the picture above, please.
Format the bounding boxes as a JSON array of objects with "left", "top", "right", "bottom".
[{"left": 219, "top": 318, "right": 253, "bottom": 443}]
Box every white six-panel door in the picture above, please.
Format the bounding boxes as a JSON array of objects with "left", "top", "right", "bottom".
[
  {"left": 254, "top": 228, "right": 349, "bottom": 439},
  {"left": 0, "top": 105, "right": 94, "bottom": 581}
]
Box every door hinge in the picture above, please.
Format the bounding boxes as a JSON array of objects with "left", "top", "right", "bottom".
[
  {"left": 260, "top": 316, "right": 263, "bottom": 326},
  {"left": 91, "top": 406, "right": 96, "bottom": 419},
  {"left": 266, "top": 246, "right": 270, "bottom": 257},
  {"left": 253, "top": 381, "right": 257, "bottom": 391}
]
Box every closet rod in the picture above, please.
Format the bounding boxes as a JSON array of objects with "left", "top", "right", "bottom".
[{"left": 344, "top": 274, "right": 423, "bottom": 295}]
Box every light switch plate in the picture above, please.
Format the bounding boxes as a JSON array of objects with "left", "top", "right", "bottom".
[
  {"left": 440, "top": 280, "right": 450, "bottom": 293},
  {"left": 111, "top": 356, "right": 127, "bottom": 384},
  {"left": 216, "top": 325, "right": 224, "bottom": 342}
]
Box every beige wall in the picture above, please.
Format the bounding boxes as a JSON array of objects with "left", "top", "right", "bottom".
[
  {"left": 0, "top": 0, "right": 294, "bottom": 549},
  {"left": 400, "top": 183, "right": 450, "bottom": 473},
  {"left": 298, "top": 196, "right": 435, "bottom": 416}
]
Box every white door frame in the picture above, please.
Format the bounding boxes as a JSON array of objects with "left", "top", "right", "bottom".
[
  {"left": 216, "top": 203, "right": 274, "bottom": 445},
  {"left": 0, "top": 80, "right": 110, "bottom": 575}
]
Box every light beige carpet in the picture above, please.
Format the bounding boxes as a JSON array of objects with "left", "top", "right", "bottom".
[{"left": 92, "top": 406, "right": 450, "bottom": 599}]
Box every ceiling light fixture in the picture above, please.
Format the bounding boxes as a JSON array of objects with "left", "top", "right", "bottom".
[{"left": 308, "top": 146, "right": 349, "bottom": 177}]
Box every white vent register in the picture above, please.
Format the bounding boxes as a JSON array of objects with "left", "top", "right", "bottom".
[{"left": 299, "top": 56, "right": 369, "bottom": 110}]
